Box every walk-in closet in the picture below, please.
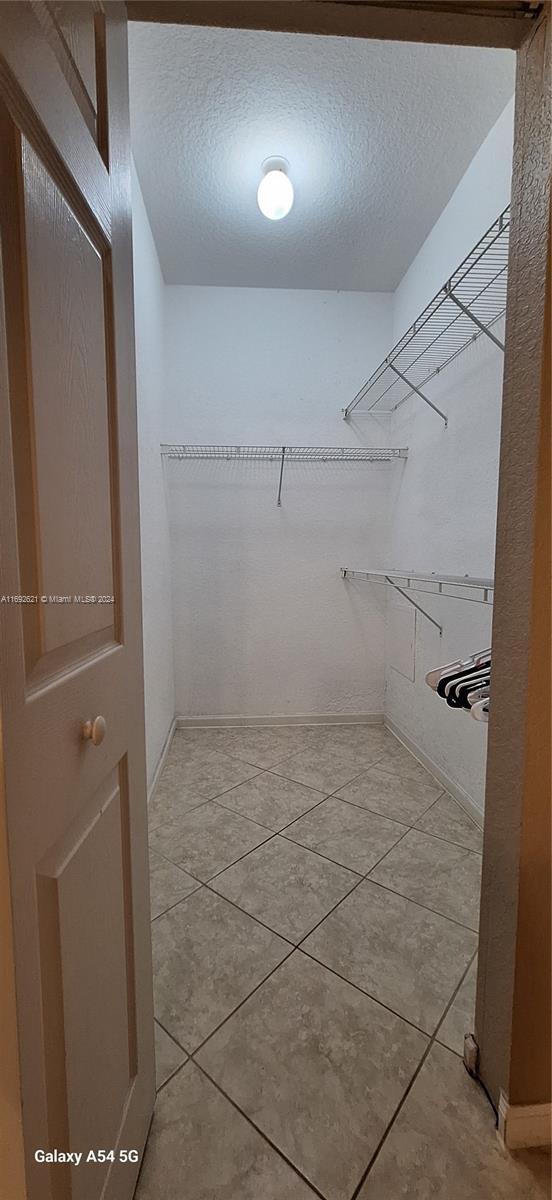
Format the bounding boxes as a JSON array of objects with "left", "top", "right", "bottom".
[{"left": 127, "top": 19, "right": 548, "bottom": 1200}]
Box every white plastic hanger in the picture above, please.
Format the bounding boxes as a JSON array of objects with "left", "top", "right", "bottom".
[
  {"left": 467, "top": 683, "right": 490, "bottom": 706},
  {"left": 425, "top": 648, "right": 491, "bottom": 692},
  {"left": 471, "top": 697, "right": 489, "bottom": 722}
]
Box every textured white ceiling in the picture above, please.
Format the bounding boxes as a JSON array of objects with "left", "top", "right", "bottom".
[{"left": 129, "top": 23, "right": 514, "bottom": 291}]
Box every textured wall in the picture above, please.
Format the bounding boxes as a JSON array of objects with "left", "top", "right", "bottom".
[
  {"left": 385, "top": 329, "right": 502, "bottom": 812},
  {"left": 162, "top": 286, "right": 394, "bottom": 718},
  {"left": 393, "top": 98, "right": 515, "bottom": 341},
  {"left": 132, "top": 166, "right": 175, "bottom": 784},
  {"left": 383, "top": 100, "right": 514, "bottom": 814}
]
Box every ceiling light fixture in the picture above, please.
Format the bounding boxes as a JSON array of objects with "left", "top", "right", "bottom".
[{"left": 257, "top": 157, "right": 294, "bottom": 221}]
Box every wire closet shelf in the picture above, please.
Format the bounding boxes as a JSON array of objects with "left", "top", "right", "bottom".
[
  {"left": 160, "top": 445, "right": 407, "bottom": 461},
  {"left": 341, "top": 569, "right": 495, "bottom": 638},
  {"left": 160, "top": 444, "right": 408, "bottom": 505},
  {"left": 343, "top": 207, "right": 509, "bottom": 426}
]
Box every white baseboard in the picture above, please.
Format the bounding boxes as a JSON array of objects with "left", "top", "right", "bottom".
[
  {"left": 498, "top": 1092, "right": 552, "bottom": 1149},
  {"left": 384, "top": 717, "right": 484, "bottom": 829},
  {"left": 176, "top": 712, "right": 384, "bottom": 730},
  {"left": 148, "top": 718, "right": 177, "bottom": 804}
]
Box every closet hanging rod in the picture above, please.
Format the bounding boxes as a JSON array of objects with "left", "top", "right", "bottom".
[
  {"left": 341, "top": 569, "right": 494, "bottom": 606},
  {"left": 160, "top": 444, "right": 408, "bottom": 505},
  {"left": 342, "top": 207, "right": 509, "bottom": 425}
]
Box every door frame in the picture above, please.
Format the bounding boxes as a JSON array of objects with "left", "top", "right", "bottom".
[
  {"left": 1, "top": 6, "right": 548, "bottom": 1195},
  {"left": 126, "top": 0, "right": 551, "bottom": 1122}
]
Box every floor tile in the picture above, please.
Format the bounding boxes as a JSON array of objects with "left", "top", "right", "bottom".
[
  {"left": 284, "top": 796, "right": 407, "bottom": 874},
  {"left": 154, "top": 1020, "right": 187, "bottom": 1091},
  {"left": 147, "top": 774, "right": 207, "bottom": 832},
  {"left": 197, "top": 952, "right": 427, "bottom": 1200},
  {"left": 303, "top": 880, "right": 476, "bottom": 1034},
  {"left": 216, "top": 726, "right": 305, "bottom": 769},
  {"left": 300, "top": 724, "right": 392, "bottom": 767},
  {"left": 211, "top": 836, "right": 360, "bottom": 943},
  {"left": 273, "top": 746, "right": 363, "bottom": 793},
  {"left": 369, "top": 829, "right": 482, "bottom": 930},
  {"left": 137, "top": 1062, "right": 317, "bottom": 1199},
  {"left": 149, "top": 848, "right": 200, "bottom": 920},
  {"left": 149, "top": 801, "right": 271, "bottom": 882},
  {"left": 337, "top": 766, "right": 442, "bottom": 825},
  {"left": 170, "top": 727, "right": 233, "bottom": 755},
  {"left": 159, "top": 746, "right": 261, "bottom": 805},
  {"left": 357, "top": 1042, "right": 551, "bottom": 1199},
  {"left": 219, "top": 770, "right": 325, "bottom": 831},
  {"left": 152, "top": 889, "right": 289, "bottom": 1052},
  {"left": 415, "top": 793, "right": 483, "bottom": 852},
  {"left": 370, "top": 737, "right": 441, "bottom": 787},
  {"left": 437, "top": 956, "right": 477, "bottom": 1055}
]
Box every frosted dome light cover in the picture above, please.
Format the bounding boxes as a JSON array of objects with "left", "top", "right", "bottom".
[{"left": 257, "top": 166, "right": 294, "bottom": 221}]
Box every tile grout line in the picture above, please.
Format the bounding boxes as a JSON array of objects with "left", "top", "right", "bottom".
[
  {"left": 348, "top": 949, "right": 481, "bottom": 1200},
  {"left": 212, "top": 765, "right": 413, "bottom": 845},
  {"left": 296, "top": 946, "right": 433, "bottom": 1041},
  {"left": 349, "top": 1038, "right": 434, "bottom": 1200},
  {"left": 151, "top": 814, "right": 277, "bottom": 882},
  {"left": 153, "top": 1015, "right": 189, "bottom": 1059},
  {"left": 189, "top": 943, "right": 297, "bottom": 1057},
  {"left": 147, "top": 794, "right": 212, "bottom": 835},
  {"left": 432, "top": 945, "right": 479, "bottom": 1055},
  {"left": 203, "top": 880, "right": 297, "bottom": 947},
  {"left": 150, "top": 882, "right": 203, "bottom": 924},
  {"left": 154, "top": 1059, "right": 187, "bottom": 1096},
  {"left": 293, "top": 827, "right": 414, "bottom": 950},
  {"left": 193, "top": 1059, "right": 326, "bottom": 1200},
  {"left": 214, "top": 787, "right": 336, "bottom": 835},
  {"left": 188, "top": 759, "right": 414, "bottom": 891},
  {"left": 361, "top": 874, "right": 479, "bottom": 934},
  {"left": 151, "top": 863, "right": 299, "bottom": 947}
]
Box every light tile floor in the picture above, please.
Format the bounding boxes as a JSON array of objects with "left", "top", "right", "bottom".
[{"left": 137, "top": 725, "right": 550, "bottom": 1200}]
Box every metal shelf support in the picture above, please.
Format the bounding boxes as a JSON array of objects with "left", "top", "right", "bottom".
[
  {"left": 341, "top": 568, "right": 443, "bottom": 635},
  {"left": 277, "top": 446, "right": 286, "bottom": 506},
  {"left": 444, "top": 285, "right": 505, "bottom": 351},
  {"left": 388, "top": 363, "right": 448, "bottom": 427},
  {"left": 341, "top": 568, "right": 495, "bottom": 637}
]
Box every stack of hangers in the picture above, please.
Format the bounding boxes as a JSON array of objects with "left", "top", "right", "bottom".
[{"left": 425, "top": 649, "right": 490, "bottom": 723}]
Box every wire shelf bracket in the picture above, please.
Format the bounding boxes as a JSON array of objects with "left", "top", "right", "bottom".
[
  {"left": 341, "top": 569, "right": 495, "bottom": 638},
  {"left": 343, "top": 207, "right": 509, "bottom": 426},
  {"left": 160, "top": 444, "right": 408, "bottom": 505}
]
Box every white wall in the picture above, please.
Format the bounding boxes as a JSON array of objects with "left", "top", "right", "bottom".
[
  {"left": 132, "top": 166, "right": 175, "bottom": 784},
  {"left": 162, "top": 287, "right": 395, "bottom": 718},
  {"left": 384, "top": 98, "right": 514, "bottom": 814},
  {"left": 393, "top": 99, "right": 514, "bottom": 341}
]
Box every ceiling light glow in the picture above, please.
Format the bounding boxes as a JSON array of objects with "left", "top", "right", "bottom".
[{"left": 257, "top": 158, "right": 294, "bottom": 221}]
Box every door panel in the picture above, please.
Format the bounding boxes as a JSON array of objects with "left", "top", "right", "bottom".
[
  {"left": 48, "top": 2, "right": 99, "bottom": 111},
  {"left": 0, "top": 5, "right": 154, "bottom": 1200},
  {"left": 18, "top": 136, "right": 116, "bottom": 668},
  {"left": 37, "top": 767, "right": 135, "bottom": 1200}
]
